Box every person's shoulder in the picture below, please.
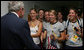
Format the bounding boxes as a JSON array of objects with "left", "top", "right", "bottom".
[
  {"left": 80, "top": 18, "right": 83, "bottom": 22},
  {"left": 1, "top": 13, "right": 11, "bottom": 19},
  {"left": 37, "top": 20, "right": 41, "bottom": 23},
  {"left": 57, "top": 21, "right": 63, "bottom": 26},
  {"left": 57, "top": 21, "right": 62, "bottom": 24},
  {"left": 20, "top": 18, "right": 27, "bottom": 23},
  {"left": 1, "top": 13, "right": 18, "bottom": 20},
  {"left": 19, "top": 18, "right": 26, "bottom": 22},
  {"left": 37, "top": 20, "right": 43, "bottom": 26},
  {"left": 17, "top": 18, "right": 28, "bottom": 27},
  {"left": 28, "top": 21, "right": 31, "bottom": 25},
  {"left": 63, "top": 21, "right": 66, "bottom": 23}
]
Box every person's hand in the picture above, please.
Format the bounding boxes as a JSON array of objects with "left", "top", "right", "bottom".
[
  {"left": 67, "top": 14, "right": 70, "bottom": 20},
  {"left": 74, "top": 27, "right": 81, "bottom": 36},
  {"left": 43, "top": 30, "right": 47, "bottom": 39},
  {"left": 74, "top": 27, "right": 80, "bottom": 32},
  {"left": 41, "top": 32, "right": 44, "bottom": 43},
  {"left": 50, "top": 34, "right": 54, "bottom": 40},
  {"left": 53, "top": 34, "right": 58, "bottom": 40},
  {"left": 66, "top": 34, "right": 69, "bottom": 40},
  {"left": 76, "top": 31, "right": 81, "bottom": 36}
]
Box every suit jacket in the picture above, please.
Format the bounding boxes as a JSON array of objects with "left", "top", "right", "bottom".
[{"left": 1, "top": 13, "right": 40, "bottom": 49}]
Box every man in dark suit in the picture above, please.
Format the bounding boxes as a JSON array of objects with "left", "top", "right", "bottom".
[{"left": 1, "top": 1, "right": 40, "bottom": 49}]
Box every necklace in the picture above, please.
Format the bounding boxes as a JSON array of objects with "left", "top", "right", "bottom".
[{"left": 31, "top": 20, "right": 37, "bottom": 27}]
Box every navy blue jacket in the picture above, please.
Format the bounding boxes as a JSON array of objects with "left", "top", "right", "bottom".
[{"left": 1, "top": 13, "right": 40, "bottom": 49}]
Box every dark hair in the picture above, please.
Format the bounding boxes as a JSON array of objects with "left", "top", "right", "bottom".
[
  {"left": 57, "top": 11, "right": 63, "bottom": 15},
  {"left": 29, "top": 8, "right": 38, "bottom": 21},
  {"left": 38, "top": 9, "right": 45, "bottom": 13},
  {"left": 57, "top": 11, "right": 64, "bottom": 20},
  {"left": 30, "top": 8, "right": 37, "bottom": 13},
  {"left": 45, "top": 10, "right": 49, "bottom": 13},
  {"left": 69, "top": 8, "right": 78, "bottom": 14}
]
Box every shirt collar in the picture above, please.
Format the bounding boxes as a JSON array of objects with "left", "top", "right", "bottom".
[{"left": 11, "top": 12, "right": 19, "bottom": 18}]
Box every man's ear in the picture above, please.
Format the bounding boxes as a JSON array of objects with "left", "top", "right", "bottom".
[{"left": 16, "top": 8, "right": 22, "bottom": 16}]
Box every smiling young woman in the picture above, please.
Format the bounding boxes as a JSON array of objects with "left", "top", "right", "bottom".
[
  {"left": 65, "top": 8, "right": 83, "bottom": 49},
  {"left": 28, "top": 8, "right": 43, "bottom": 48}
]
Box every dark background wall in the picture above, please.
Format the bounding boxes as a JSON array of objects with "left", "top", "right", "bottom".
[{"left": 1, "top": 1, "right": 83, "bottom": 21}]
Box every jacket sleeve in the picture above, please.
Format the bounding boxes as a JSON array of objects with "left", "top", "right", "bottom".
[{"left": 21, "top": 21, "right": 40, "bottom": 49}]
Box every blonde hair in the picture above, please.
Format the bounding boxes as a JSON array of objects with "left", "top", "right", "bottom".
[{"left": 49, "top": 10, "right": 57, "bottom": 16}]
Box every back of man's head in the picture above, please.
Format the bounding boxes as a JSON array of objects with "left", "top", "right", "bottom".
[{"left": 8, "top": 1, "right": 24, "bottom": 12}]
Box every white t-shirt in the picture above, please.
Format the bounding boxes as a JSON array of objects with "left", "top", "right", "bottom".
[
  {"left": 80, "top": 18, "right": 83, "bottom": 27},
  {"left": 45, "top": 21, "right": 64, "bottom": 49},
  {"left": 58, "top": 21, "right": 66, "bottom": 29},
  {"left": 43, "top": 21, "right": 50, "bottom": 30},
  {"left": 65, "top": 20, "right": 83, "bottom": 47}
]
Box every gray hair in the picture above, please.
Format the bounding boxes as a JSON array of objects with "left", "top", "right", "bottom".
[{"left": 8, "top": 1, "right": 24, "bottom": 12}]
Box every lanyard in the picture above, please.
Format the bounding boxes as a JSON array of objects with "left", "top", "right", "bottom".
[
  {"left": 50, "top": 24, "right": 53, "bottom": 31},
  {"left": 71, "top": 21, "right": 81, "bottom": 37},
  {"left": 50, "top": 24, "right": 57, "bottom": 37},
  {"left": 71, "top": 21, "right": 80, "bottom": 32}
]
